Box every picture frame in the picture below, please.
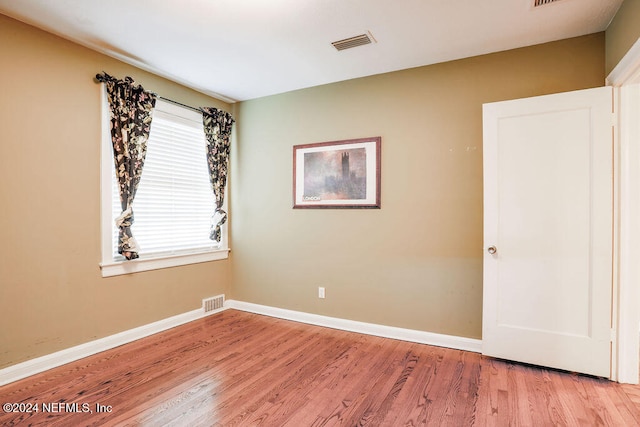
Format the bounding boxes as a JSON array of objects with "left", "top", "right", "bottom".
[{"left": 293, "top": 137, "right": 381, "bottom": 209}]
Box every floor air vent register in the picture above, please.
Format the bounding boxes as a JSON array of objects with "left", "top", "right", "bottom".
[{"left": 203, "top": 295, "right": 225, "bottom": 313}]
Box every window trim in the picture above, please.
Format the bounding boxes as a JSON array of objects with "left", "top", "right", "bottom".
[{"left": 99, "top": 85, "right": 229, "bottom": 278}]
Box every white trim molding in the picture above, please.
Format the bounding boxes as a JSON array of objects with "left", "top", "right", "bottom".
[
  {"left": 0, "top": 307, "right": 225, "bottom": 387},
  {"left": 611, "top": 82, "right": 640, "bottom": 384},
  {"left": 607, "top": 35, "right": 640, "bottom": 384},
  {"left": 100, "top": 249, "right": 230, "bottom": 277},
  {"left": 225, "top": 300, "right": 483, "bottom": 353}
]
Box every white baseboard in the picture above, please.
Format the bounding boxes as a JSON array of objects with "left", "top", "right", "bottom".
[
  {"left": 225, "top": 300, "right": 482, "bottom": 353},
  {"left": 0, "top": 306, "right": 225, "bottom": 387},
  {"left": 0, "top": 300, "right": 482, "bottom": 387}
]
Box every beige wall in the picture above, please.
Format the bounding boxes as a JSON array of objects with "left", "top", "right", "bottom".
[
  {"left": 231, "top": 34, "right": 605, "bottom": 339},
  {"left": 606, "top": 0, "right": 640, "bottom": 75},
  {"left": 0, "top": 15, "right": 232, "bottom": 369}
]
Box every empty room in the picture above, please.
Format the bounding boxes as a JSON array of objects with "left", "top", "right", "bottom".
[{"left": 2, "top": 0, "right": 640, "bottom": 425}]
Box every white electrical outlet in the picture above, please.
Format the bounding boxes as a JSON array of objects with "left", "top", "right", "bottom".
[{"left": 318, "top": 287, "right": 325, "bottom": 299}]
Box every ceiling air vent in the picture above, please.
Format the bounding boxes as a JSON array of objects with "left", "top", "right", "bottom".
[
  {"left": 534, "top": 0, "right": 562, "bottom": 6},
  {"left": 332, "top": 32, "right": 375, "bottom": 51}
]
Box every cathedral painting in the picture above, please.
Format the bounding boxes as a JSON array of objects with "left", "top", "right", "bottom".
[
  {"left": 303, "top": 148, "right": 367, "bottom": 200},
  {"left": 293, "top": 137, "right": 381, "bottom": 209}
]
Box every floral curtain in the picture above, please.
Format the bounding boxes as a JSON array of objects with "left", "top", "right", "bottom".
[
  {"left": 201, "top": 107, "right": 235, "bottom": 243},
  {"left": 99, "top": 72, "right": 157, "bottom": 260}
]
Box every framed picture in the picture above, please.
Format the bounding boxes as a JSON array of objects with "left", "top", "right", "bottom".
[{"left": 293, "top": 137, "right": 381, "bottom": 209}]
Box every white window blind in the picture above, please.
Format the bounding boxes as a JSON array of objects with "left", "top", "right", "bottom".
[{"left": 111, "top": 101, "right": 218, "bottom": 260}]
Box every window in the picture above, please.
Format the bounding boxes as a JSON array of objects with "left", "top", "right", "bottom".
[{"left": 100, "top": 91, "right": 229, "bottom": 277}]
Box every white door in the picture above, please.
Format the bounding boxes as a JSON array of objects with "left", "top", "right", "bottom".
[{"left": 482, "top": 86, "right": 613, "bottom": 378}]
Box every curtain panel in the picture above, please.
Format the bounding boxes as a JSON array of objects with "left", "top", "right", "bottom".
[
  {"left": 100, "top": 72, "right": 157, "bottom": 260},
  {"left": 200, "top": 107, "right": 234, "bottom": 243}
]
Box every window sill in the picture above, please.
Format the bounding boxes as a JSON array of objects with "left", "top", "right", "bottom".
[{"left": 100, "top": 248, "right": 230, "bottom": 277}]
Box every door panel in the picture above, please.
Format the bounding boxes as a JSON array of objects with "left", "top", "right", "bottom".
[{"left": 482, "top": 87, "right": 613, "bottom": 378}]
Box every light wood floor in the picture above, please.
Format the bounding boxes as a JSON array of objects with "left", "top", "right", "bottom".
[{"left": 1, "top": 309, "right": 640, "bottom": 426}]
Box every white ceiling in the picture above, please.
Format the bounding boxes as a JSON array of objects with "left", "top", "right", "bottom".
[{"left": 0, "top": 0, "right": 625, "bottom": 102}]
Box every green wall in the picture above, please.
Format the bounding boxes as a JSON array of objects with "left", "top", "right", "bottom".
[
  {"left": 230, "top": 34, "right": 606, "bottom": 339},
  {"left": 606, "top": 0, "right": 640, "bottom": 75}
]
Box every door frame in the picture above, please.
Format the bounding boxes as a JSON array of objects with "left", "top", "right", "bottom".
[{"left": 607, "top": 37, "right": 640, "bottom": 384}]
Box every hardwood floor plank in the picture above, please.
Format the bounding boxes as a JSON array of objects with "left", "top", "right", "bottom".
[
  {"left": 476, "top": 356, "right": 501, "bottom": 426},
  {"left": 313, "top": 337, "right": 404, "bottom": 424},
  {"left": 2, "top": 310, "right": 640, "bottom": 426},
  {"left": 341, "top": 349, "right": 416, "bottom": 425},
  {"left": 522, "top": 364, "right": 563, "bottom": 426},
  {"left": 381, "top": 346, "right": 435, "bottom": 426}
]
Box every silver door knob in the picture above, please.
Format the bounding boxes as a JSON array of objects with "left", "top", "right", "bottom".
[{"left": 487, "top": 246, "right": 497, "bottom": 254}]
